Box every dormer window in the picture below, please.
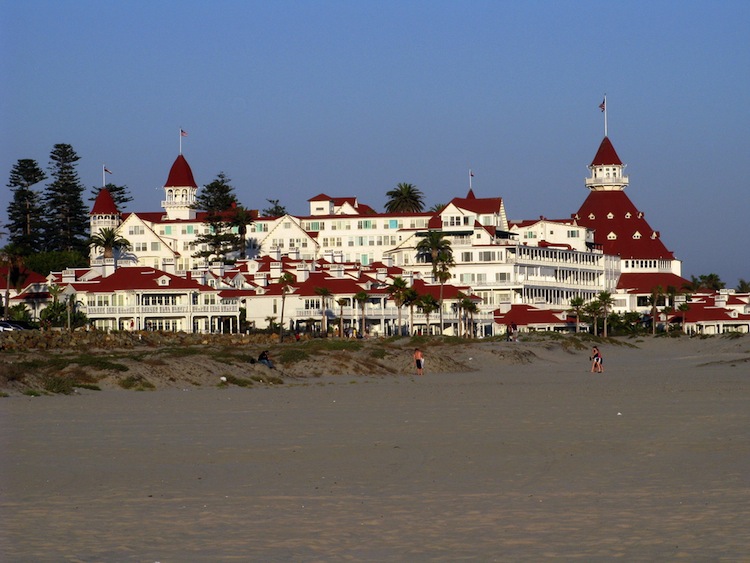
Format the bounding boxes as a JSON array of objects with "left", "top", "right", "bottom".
[
  {"left": 625, "top": 212, "right": 632, "bottom": 219},
  {"left": 633, "top": 231, "right": 642, "bottom": 240},
  {"left": 588, "top": 213, "right": 595, "bottom": 220},
  {"left": 607, "top": 232, "right": 617, "bottom": 240},
  {"left": 607, "top": 212, "right": 614, "bottom": 219}
]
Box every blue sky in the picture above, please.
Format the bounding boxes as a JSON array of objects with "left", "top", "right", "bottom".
[{"left": 2, "top": 0, "right": 748, "bottom": 287}]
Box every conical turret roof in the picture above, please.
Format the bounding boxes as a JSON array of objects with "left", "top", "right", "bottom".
[
  {"left": 90, "top": 187, "right": 120, "bottom": 215},
  {"left": 590, "top": 137, "right": 622, "bottom": 166},
  {"left": 165, "top": 154, "right": 197, "bottom": 188}
]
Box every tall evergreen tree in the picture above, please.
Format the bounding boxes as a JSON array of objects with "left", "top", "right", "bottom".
[
  {"left": 43, "top": 144, "right": 89, "bottom": 253},
  {"left": 262, "top": 199, "right": 287, "bottom": 217},
  {"left": 5, "top": 159, "right": 46, "bottom": 254},
  {"left": 192, "top": 172, "right": 239, "bottom": 262}
]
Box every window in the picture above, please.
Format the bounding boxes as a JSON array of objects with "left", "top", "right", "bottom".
[
  {"left": 567, "top": 230, "right": 579, "bottom": 238},
  {"left": 151, "top": 242, "right": 161, "bottom": 251},
  {"left": 128, "top": 226, "right": 145, "bottom": 236},
  {"left": 135, "top": 242, "right": 147, "bottom": 252},
  {"left": 524, "top": 231, "right": 537, "bottom": 239},
  {"left": 461, "top": 252, "right": 473, "bottom": 262},
  {"left": 164, "top": 226, "right": 172, "bottom": 235},
  {"left": 478, "top": 251, "right": 495, "bottom": 261}
]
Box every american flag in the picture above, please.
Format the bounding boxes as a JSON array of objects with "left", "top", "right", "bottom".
[
  {"left": 104, "top": 167, "right": 113, "bottom": 174},
  {"left": 599, "top": 98, "right": 606, "bottom": 112},
  {"left": 180, "top": 128, "right": 188, "bottom": 137}
]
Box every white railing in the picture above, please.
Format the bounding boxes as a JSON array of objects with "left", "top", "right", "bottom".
[{"left": 86, "top": 304, "right": 237, "bottom": 315}]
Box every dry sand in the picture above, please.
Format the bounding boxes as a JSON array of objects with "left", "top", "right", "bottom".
[{"left": 1, "top": 335, "right": 749, "bottom": 561}]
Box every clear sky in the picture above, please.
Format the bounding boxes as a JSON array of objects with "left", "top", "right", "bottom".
[{"left": 2, "top": 0, "right": 748, "bottom": 287}]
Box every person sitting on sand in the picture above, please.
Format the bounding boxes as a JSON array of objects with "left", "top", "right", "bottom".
[
  {"left": 258, "top": 350, "right": 275, "bottom": 369},
  {"left": 590, "top": 346, "right": 603, "bottom": 373},
  {"left": 413, "top": 348, "right": 424, "bottom": 376}
]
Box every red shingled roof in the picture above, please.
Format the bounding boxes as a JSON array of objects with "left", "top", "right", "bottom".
[
  {"left": 90, "top": 188, "right": 120, "bottom": 215},
  {"left": 493, "top": 304, "right": 574, "bottom": 327},
  {"left": 575, "top": 190, "right": 675, "bottom": 259},
  {"left": 165, "top": 155, "right": 197, "bottom": 188},
  {"left": 616, "top": 272, "right": 690, "bottom": 293},
  {"left": 449, "top": 193, "right": 504, "bottom": 215},
  {"left": 590, "top": 137, "right": 622, "bottom": 166},
  {"left": 79, "top": 267, "right": 212, "bottom": 292}
]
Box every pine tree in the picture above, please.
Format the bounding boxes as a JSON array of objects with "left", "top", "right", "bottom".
[
  {"left": 43, "top": 144, "right": 89, "bottom": 253},
  {"left": 5, "top": 159, "right": 46, "bottom": 255},
  {"left": 192, "top": 172, "right": 240, "bottom": 262}
]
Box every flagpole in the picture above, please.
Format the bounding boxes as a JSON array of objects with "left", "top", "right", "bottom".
[
  {"left": 179, "top": 127, "right": 182, "bottom": 154},
  {"left": 604, "top": 94, "right": 608, "bottom": 137},
  {"left": 469, "top": 169, "right": 473, "bottom": 190},
  {"left": 102, "top": 164, "right": 105, "bottom": 189}
]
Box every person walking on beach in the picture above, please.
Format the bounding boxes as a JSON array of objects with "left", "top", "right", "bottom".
[
  {"left": 413, "top": 348, "right": 424, "bottom": 376},
  {"left": 590, "top": 346, "right": 603, "bottom": 373}
]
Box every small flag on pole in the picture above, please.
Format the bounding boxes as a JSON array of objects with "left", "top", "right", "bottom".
[
  {"left": 104, "top": 167, "right": 113, "bottom": 174},
  {"left": 470, "top": 170, "right": 474, "bottom": 177},
  {"left": 180, "top": 128, "right": 188, "bottom": 137},
  {"left": 599, "top": 98, "right": 606, "bottom": 112}
]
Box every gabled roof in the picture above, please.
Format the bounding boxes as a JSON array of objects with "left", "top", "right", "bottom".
[
  {"left": 449, "top": 194, "right": 504, "bottom": 215},
  {"left": 574, "top": 190, "right": 675, "bottom": 259},
  {"left": 590, "top": 137, "right": 622, "bottom": 166},
  {"left": 165, "top": 155, "right": 197, "bottom": 188},
  {"left": 90, "top": 188, "right": 120, "bottom": 215}
]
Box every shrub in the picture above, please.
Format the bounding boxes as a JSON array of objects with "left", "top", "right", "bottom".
[
  {"left": 42, "top": 375, "right": 75, "bottom": 395},
  {"left": 118, "top": 375, "right": 155, "bottom": 390},
  {"left": 277, "top": 348, "right": 309, "bottom": 364}
]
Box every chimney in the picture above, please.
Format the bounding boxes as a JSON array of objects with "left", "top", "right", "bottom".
[{"left": 296, "top": 262, "right": 310, "bottom": 282}]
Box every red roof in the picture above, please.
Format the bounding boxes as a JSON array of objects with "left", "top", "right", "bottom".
[
  {"left": 590, "top": 137, "right": 622, "bottom": 166},
  {"left": 575, "top": 190, "right": 675, "bottom": 259},
  {"left": 90, "top": 188, "right": 120, "bottom": 215},
  {"left": 74, "top": 267, "right": 212, "bottom": 292},
  {"left": 493, "top": 304, "right": 573, "bottom": 327},
  {"left": 0, "top": 266, "right": 47, "bottom": 290},
  {"left": 448, "top": 194, "right": 504, "bottom": 215},
  {"left": 165, "top": 155, "right": 197, "bottom": 188},
  {"left": 616, "top": 272, "right": 690, "bottom": 293}
]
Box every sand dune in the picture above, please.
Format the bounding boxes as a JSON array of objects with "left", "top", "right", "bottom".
[{"left": 1, "top": 335, "right": 749, "bottom": 560}]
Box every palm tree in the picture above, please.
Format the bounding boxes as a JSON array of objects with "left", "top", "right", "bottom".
[
  {"left": 461, "top": 296, "right": 479, "bottom": 338},
  {"left": 648, "top": 285, "right": 664, "bottom": 335},
  {"left": 429, "top": 203, "right": 447, "bottom": 213},
  {"left": 403, "top": 287, "right": 420, "bottom": 337},
  {"left": 336, "top": 297, "right": 348, "bottom": 338},
  {"left": 89, "top": 227, "right": 131, "bottom": 262},
  {"left": 230, "top": 204, "right": 255, "bottom": 259},
  {"left": 419, "top": 294, "right": 439, "bottom": 336},
  {"left": 568, "top": 296, "right": 586, "bottom": 333},
  {"left": 277, "top": 272, "right": 296, "bottom": 342},
  {"left": 678, "top": 302, "right": 690, "bottom": 334},
  {"left": 416, "top": 231, "right": 454, "bottom": 335},
  {"left": 737, "top": 278, "right": 750, "bottom": 293},
  {"left": 314, "top": 286, "right": 332, "bottom": 336},
  {"left": 385, "top": 183, "right": 425, "bottom": 213},
  {"left": 387, "top": 276, "right": 409, "bottom": 337},
  {"left": 584, "top": 300, "right": 603, "bottom": 336},
  {"left": 597, "top": 291, "right": 615, "bottom": 338},
  {"left": 353, "top": 291, "right": 369, "bottom": 336}
]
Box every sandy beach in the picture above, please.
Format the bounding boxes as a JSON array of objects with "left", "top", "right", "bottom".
[{"left": 2, "top": 335, "right": 749, "bottom": 561}]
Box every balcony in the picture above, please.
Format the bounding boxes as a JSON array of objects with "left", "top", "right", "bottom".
[{"left": 585, "top": 175, "right": 628, "bottom": 189}]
